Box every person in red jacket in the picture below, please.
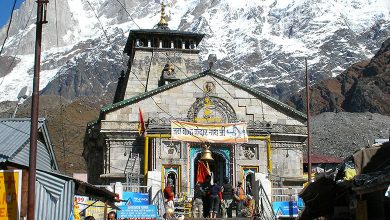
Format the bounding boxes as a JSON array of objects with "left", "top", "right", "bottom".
[{"left": 163, "top": 179, "right": 175, "bottom": 219}]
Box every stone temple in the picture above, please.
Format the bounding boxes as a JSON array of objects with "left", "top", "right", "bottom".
[{"left": 83, "top": 3, "right": 307, "bottom": 197}]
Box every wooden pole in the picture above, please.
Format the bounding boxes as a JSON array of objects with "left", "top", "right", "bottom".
[
  {"left": 103, "top": 201, "right": 108, "bottom": 220},
  {"left": 305, "top": 58, "right": 312, "bottom": 183},
  {"left": 28, "top": 0, "right": 47, "bottom": 219}
]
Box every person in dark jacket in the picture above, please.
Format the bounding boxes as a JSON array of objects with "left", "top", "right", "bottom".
[
  {"left": 192, "top": 183, "right": 204, "bottom": 218},
  {"left": 201, "top": 175, "right": 212, "bottom": 217},
  {"left": 221, "top": 177, "right": 234, "bottom": 218},
  {"left": 209, "top": 181, "right": 222, "bottom": 218}
]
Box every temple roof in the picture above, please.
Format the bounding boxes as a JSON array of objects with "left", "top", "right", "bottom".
[{"left": 88, "top": 70, "right": 307, "bottom": 127}]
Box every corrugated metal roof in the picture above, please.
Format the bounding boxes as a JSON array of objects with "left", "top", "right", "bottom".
[
  {"left": 0, "top": 118, "right": 58, "bottom": 171},
  {"left": 0, "top": 118, "right": 43, "bottom": 158},
  {"left": 303, "top": 154, "right": 343, "bottom": 164},
  {"left": 11, "top": 140, "right": 55, "bottom": 171},
  {"left": 35, "top": 170, "right": 75, "bottom": 220}
]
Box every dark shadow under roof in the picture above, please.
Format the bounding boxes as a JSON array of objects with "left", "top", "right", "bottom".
[{"left": 124, "top": 29, "right": 205, "bottom": 55}]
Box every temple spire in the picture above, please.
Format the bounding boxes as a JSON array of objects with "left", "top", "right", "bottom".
[{"left": 157, "top": 1, "right": 169, "bottom": 30}]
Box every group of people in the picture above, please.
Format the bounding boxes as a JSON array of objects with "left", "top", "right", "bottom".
[
  {"left": 163, "top": 175, "right": 255, "bottom": 219},
  {"left": 194, "top": 176, "right": 255, "bottom": 218}
]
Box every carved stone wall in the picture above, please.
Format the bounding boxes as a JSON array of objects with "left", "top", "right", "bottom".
[
  {"left": 154, "top": 138, "right": 189, "bottom": 194},
  {"left": 124, "top": 51, "right": 202, "bottom": 99},
  {"left": 271, "top": 142, "right": 304, "bottom": 178},
  {"left": 104, "top": 75, "right": 306, "bottom": 127},
  {"left": 234, "top": 140, "right": 268, "bottom": 183}
]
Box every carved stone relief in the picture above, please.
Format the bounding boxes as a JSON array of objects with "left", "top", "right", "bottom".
[
  {"left": 238, "top": 144, "right": 258, "bottom": 160},
  {"left": 160, "top": 140, "right": 181, "bottom": 159},
  {"left": 187, "top": 96, "right": 237, "bottom": 123}
]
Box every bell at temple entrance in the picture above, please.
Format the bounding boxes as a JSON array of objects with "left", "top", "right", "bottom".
[{"left": 200, "top": 144, "right": 214, "bottom": 161}]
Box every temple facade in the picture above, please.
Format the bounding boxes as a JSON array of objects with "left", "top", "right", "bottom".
[{"left": 83, "top": 3, "right": 307, "bottom": 195}]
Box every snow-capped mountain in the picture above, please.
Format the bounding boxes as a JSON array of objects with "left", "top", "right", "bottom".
[{"left": 0, "top": 0, "right": 389, "bottom": 102}]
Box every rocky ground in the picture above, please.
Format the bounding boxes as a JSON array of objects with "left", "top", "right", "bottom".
[{"left": 310, "top": 112, "right": 390, "bottom": 158}]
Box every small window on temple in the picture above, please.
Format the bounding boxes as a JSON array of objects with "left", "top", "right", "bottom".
[
  {"left": 163, "top": 40, "right": 170, "bottom": 48},
  {"left": 185, "top": 40, "right": 190, "bottom": 49}
]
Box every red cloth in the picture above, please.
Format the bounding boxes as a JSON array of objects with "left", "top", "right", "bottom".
[
  {"left": 138, "top": 107, "right": 145, "bottom": 136},
  {"left": 196, "top": 161, "right": 211, "bottom": 183},
  {"left": 164, "top": 185, "right": 174, "bottom": 201},
  {"left": 218, "top": 191, "right": 222, "bottom": 201}
]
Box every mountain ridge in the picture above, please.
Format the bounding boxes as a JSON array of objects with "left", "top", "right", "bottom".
[
  {"left": 1, "top": 0, "right": 389, "bottom": 102},
  {"left": 286, "top": 37, "right": 390, "bottom": 116}
]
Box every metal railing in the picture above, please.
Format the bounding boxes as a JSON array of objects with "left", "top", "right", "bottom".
[
  {"left": 93, "top": 184, "right": 149, "bottom": 193},
  {"left": 151, "top": 189, "right": 166, "bottom": 218},
  {"left": 123, "top": 185, "right": 149, "bottom": 193},
  {"left": 257, "top": 183, "right": 278, "bottom": 220}
]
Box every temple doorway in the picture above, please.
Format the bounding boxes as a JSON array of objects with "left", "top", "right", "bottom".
[
  {"left": 190, "top": 146, "right": 231, "bottom": 195},
  {"left": 242, "top": 166, "right": 258, "bottom": 196},
  {"left": 194, "top": 152, "right": 227, "bottom": 185}
]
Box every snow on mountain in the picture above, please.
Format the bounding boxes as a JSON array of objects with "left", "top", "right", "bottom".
[{"left": 0, "top": 0, "right": 389, "bottom": 102}]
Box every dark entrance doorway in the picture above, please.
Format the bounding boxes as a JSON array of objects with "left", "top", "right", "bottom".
[
  {"left": 167, "top": 172, "right": 177, "bottom": 196},
  {"left": 194, "top": 152, "right": 227, "bottom": 185},
  {"left": 245, "top": 172, "right": 254, "bottom": 196}
]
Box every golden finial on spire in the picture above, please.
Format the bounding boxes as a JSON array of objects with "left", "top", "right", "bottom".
[{"left": 157, "top": 1, "right": 169, "bottom": 29}]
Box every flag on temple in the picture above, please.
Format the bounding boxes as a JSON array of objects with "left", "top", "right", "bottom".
[
  {"left": 138, "top": 107, "right": 145, "bottom": 136},
  {"left": 196, "top": 160, "right": 211, "bottom": 183}
]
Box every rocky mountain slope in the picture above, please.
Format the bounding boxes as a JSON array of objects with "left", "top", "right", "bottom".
[
  {"left": 0, "top": 0, "right": 389, "bottom": 103},
  {"left": 0, "top": 95, "right": 108, "bottom": 173},
  {"left": 286, "top": 37, "right": 390, "bottom": 116}
]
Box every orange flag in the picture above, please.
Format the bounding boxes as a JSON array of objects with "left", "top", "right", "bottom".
[
  {"left": 138, "top": 107, "right": 145, "bottom": 136},
  {"left": 196, "top": 160, "right": 211, "bottom": 183}
]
